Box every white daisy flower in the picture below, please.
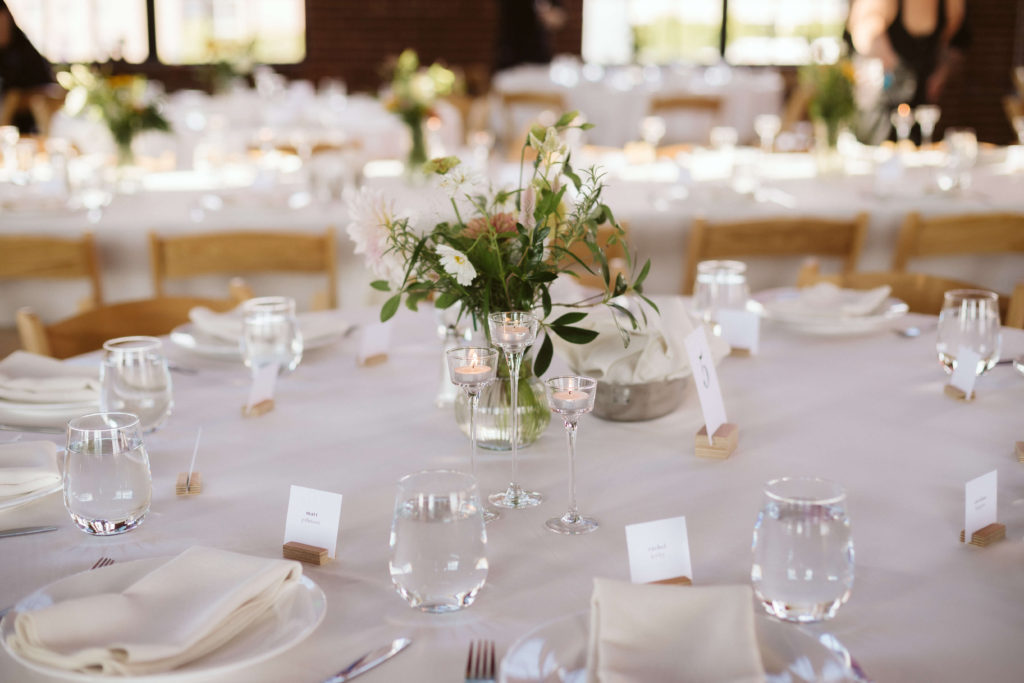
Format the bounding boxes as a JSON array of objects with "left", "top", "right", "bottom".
[
  {"left": 345, "top": 187, "right": 404, "bottom": 285},
  {"left": 436, "top": 244, "right": 477, "bottom": 286}
]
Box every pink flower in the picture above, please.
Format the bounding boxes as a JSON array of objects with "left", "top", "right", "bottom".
[{"left": 462, "top": 212, "right": 518, "bottom": 239}]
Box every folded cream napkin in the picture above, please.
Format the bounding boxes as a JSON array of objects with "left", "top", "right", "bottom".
[
  {"left": 7, "top": 546, "right": 304, "bottom": 676},
  {"left": 587, "top": 579, "right": 765, "bottom": 683},
  {"left": 769, "top": 283, "right": 892, "bottom": 319},
  {"left": 0, "top": 441, "right": 60, "bottom": 498},
  {"left": 550, "top": 297, "right": 730, "bottom": 385},
  {"left": 189, "top": 306, "right": 351, "bottom": 344},
  {"left": 0, "top": 351, "right": 100, "bottom": 404}
]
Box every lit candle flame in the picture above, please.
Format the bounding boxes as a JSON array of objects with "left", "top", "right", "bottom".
[
  {"left": 897, "top": 103, "right": 911, "bottom": 117},
  {"left": 468, "top": 349, "right": 478, "bottom": 368}
]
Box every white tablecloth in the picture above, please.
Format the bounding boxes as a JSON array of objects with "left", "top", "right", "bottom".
[{"left": 0, "top": 306, "right": 1022, "bottom": 682}]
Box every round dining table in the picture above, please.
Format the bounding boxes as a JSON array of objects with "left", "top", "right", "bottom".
[{"left": 0, "top": 303, "right": 1022, "bottom": 682}]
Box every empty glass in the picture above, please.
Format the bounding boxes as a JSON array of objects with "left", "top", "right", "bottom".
[
  {"left": 640, "top": 116, "right": 666, "bottom": 148},
  {"left": 937, "top": 289, "right": 1002, "bottom": 375},
  {"left": 65, "top": 412, "right": 152, "bottom": 535},
  {"left": 544, "top": 376, "right": 598, "bottom": 535},
  {"left": 388, "top": 470, "right": 488, "bottom": 613},
  {"left": 751, "top": 477, "right": 854, "bottom": 623},
  {"left": 691, "top": 260, "right": 750, "bottom": 330},
  {"left": 100, "top": 336, "right": 173, "bottom": 433},
  {"left": 754, "top": 114, "right": 782, "bottom": 153},
  {"left": 914, "top": 105, "right": 941, "bottom": 146},
  {"left": 240, "top": 296, "right": 304, "bottom": 375},
  {"left": 938, "top": 127, "right": 978, "bottom": 191}
]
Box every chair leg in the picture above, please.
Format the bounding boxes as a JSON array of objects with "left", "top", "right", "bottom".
[{"left": 15, "top": 307, "right": 52, "bottom": 357}]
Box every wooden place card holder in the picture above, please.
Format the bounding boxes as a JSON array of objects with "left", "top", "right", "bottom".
[
  {"left": 175, "top": 472, "right": 202, "bottom": 496},
  {"left": 242, "top": 398, "right": 275, "bottom": 417},
  {"left": 1015, "top": 441, "right": 1024, "bottom": 463},
  {"left": 358, "top": 353, "right": 388, "bottom": 367},
  {"left": 959, "top": 523, "right": 1006, "bottom": 547},
  {"left": 650, "top": 576, "right": 692, "bottom": 586},
  {"left": 944, "top": 385, "right": 974, "bottom": 402},
  {"left": 728, "top": 347, "right": 752, "bottom": 358},
  {"left": 695, "top": 423, "right": 739, "bottom": 459},
  {"left": 282, "top": 541, "right": 329, "bottom": 565}
]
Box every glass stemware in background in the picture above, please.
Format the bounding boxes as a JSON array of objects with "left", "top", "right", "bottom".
[
  {"left": 938, "top": 127, "right": 978, "bottom": 192},
  {"left": 544, "top": 376, "right": 598, "bottom": 535},
  {"left": 446, "top": 346, "right": 499, "bottom": 523},
  {"left": 936, "top": 289, "right": 1002, "bottom": 375},
  {"left": 640, "top": 116, "right": 666, "bottom": 148},
  {"left": 0, "top": 124, "right": 19, "bottom": 177},
  {"left": 890, "top": 103, "right": 914, "bottom": 145},
  {"left": 754, "top": 114, "right": 782, "bottom": 153},
  {"left": 709, "top": 125, "right": 738, "bottom": 151},
  {"left": 914, "top": 105, "right": 941, "bottom": 146},
  {"left": 751, "top": 476, "right": 854, "bottom": 623},
  {"left": 691, "top": 260, "right": 750, "bottom": 331},
  {"left": 240, "top": 296, "right": 304, "bottom": 375},
  {"left": 100, "top": 336, "right": 173, "bottom": 433},
  {"left": 487, "top": 311, "right": 542, "bottom": 509},
  {"left": 65, "top": 412, "right": 152, "bottom": 536},
  {"left": 388, "top": 469, "right": 488, "bottom": 613}
]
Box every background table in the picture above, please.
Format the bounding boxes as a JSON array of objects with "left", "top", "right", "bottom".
[{"left": 1, "top": 306, "right": 1022, "bottom": 682}]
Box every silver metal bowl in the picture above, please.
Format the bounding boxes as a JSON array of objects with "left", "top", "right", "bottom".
[{"left": 591, "top": 377, "right": 688, "bottom": 422}]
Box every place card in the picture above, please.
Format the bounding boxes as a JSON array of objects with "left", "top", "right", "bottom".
[
  {"left": 358, "top": 321, "right": 392, "bottom": 366},
  {"left": 683, "top": 327, "right": 737, "bottom": 458},
  {"left": 961, "top": 470, "right": 1004, "bottom": 547},
  {"left": 283, "top": 485, "right": 343, "bottom": 561},
  {"left": 945, "top": 346, "right": 981, "bottom": 401},
  {"left": 625, "top": 516, "right": 693, "bottom": 585},
  {"left": 242, "top": 362, "right": 278, "bottom": 417},
  {"left": 717, "top": 308, "right": 760, "bottom": 355}
]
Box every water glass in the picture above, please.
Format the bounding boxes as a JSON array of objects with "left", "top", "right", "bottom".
[
  {"left": 938, "top": 127, "right": 978, "bottom": 191},
  {"left": 937, "top": 289, "right": 1002, "bottom": 375},
  {"left": 751, "top": 477, "right": 854, "bottom": 623},
  {"left": 388, "top": 470, "right": 488, "bottom": 613},
  {"left": 100, "top": 336, "right": 173, "bottom": 433},
  {"left": 240, "top": 296, "right": 304, "bottom": 375},
  {"left": 65, "top": 412, "right": 152, "bottom": 535},
  {"left": 692, "top": 260, "right": 750, "bottom": 329}
]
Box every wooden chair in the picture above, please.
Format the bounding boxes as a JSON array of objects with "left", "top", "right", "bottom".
[
  {"left": 1007, "top": 282, "right": 1024, "bottom": 329},
  {"left": 561, "top": 224, "right": 630, "bottom": 291},
  {"left": 498, "top": 91, "right": 567, "bottom": 158},
  {"left": 893, "top": 212, "right": 1024, "bottom": 272},
  {"left": 149, "top": 228, "right": 338, "bottom": 309},
  {"left": 16, "top": 296, "right": 238, "bottom": 359},
  {"left": 683, "top": 213, "right": 868, "bottom": 295},
  {"left": 0, "top": 233, "right": 103, "bottom": 311}
]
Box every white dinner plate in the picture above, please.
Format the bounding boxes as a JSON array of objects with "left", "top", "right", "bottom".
[
  {"left": 500, "top": 611, "right": 859, "bottom": 683},
  {"left": 169, "top": 322, "right": 346, "bottom": 359},
  {"left": 0, "top": 401, "right": 98, "bottom": 434},
  {"left": 754, "top": 287, "right": 908, "bottom": 336},
  {"left": 0, "top": 557, "right": 327, "bottom": 682}
]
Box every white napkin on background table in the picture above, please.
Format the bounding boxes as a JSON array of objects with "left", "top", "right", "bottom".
[
  {"left": 0, "top": 352, "right": 99, "bottom": 430},
  {"left": 189, "top": 306, "right": 351, "bottom": 344},
  {"left": 550, "top": 297, "right": 730, "bottom": 385},
  {"left": 586, "top": 579, "right": 765, "bottom": 683},
  {"left": 0, "top": 441, "right": 60, "bottom": 498},
  {"left": 769, "top": 283, "right": 892, "bottom": 319},
  {"left": 7, "top": 546, "right": 304, "bottom": 676}
]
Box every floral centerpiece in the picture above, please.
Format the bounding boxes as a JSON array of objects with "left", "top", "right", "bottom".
[
  {"left": 383, "top": 49, "right": 457, "bottom": 171},
  {"left": 347, "top": 113, "right": 654, "bottom": 447},
  {"left": 799, "top": 59, "right": 856, "bottom": 150},
  {"left": 58, "top": 64, "right": 170, "bottom": 165},
  {"left": 195, "top": 39, "right": 255, "bottom": 94}
]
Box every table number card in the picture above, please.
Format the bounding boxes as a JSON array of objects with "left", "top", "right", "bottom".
[
  {"left": 961, "top": 470, "right": 1004, "bottom": 547},
  {"left": 242, "top": 362, "right": 279, "bottom": 417},
  {"left": 717, "top": 308, "right": 760, "bottom": 355},
  {"left": 284, "top": 485, "right": 343, "bottom": 560},
  {"left": 358, "top": 321, "right": 393, "bottom": 366},
  {"left": 683, "top": 327, "right": 737, "bottom": 458},
  {"left": 946, "top": 346, "right": 981, "bottom": 401},
  {"left": 625, "top": 516, "right": 693, "bottom": 585}
]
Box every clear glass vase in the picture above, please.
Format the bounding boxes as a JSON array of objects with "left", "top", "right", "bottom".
[{"left": 454, "top": 353, "right": 550, "bottom": 451}]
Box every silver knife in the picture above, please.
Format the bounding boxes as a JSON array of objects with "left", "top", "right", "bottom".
[
  {"left": 0, "top": 525, "right": 58, "bottom": 539},
  {"left": 321, "top": 637, "right": 412, "bottom": 683}
]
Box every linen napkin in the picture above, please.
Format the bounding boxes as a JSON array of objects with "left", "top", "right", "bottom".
[
  {"left": 0, "top": 351, "right": 100, "bottom": 404},
  {"left": 587, "top": 579, "right": 765, "bottom": 683},
  {"left": 189, "top": 306, "right": 351, "bottom": 344},
  {"left": 769, "top": 283, "right": 891, "bottom": 319},
  {"left": 7, "top": 546, "right": 304, "bottom": 676},
  {"left": 0, "top": 441, "right": 61, "bottom": 498},
  {"left": 550, "top": 297, "right": 730, "bottom": 385}
]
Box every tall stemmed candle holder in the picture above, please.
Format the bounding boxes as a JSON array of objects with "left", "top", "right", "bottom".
[
  {"left": 487, "top": 311, "right": 541, "bottom": 509},
  {"left": 446, "top": 346, "right": 500, "bottom": 522},
  {"left": 544, "top": 376, "right": 598, "bottom": 535}
]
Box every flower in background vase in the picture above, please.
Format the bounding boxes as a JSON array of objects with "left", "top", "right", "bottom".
[
  {"left": 347, "top": 111, "right": 655, "bottom": 376},
  {"left": 195, "top": 38, "right": 257, "bottom": 94},
  {"left": 57, "top": 64, "right": 170, "bottom": 165},
  {"left": 799, "top": 58, "right": 856, "bottom": 149},
  {"left": 383, "top": 49, "right": 458, "bottom": 171}
]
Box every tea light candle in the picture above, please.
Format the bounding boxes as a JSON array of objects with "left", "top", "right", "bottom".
[
  {"left": 454, "top": 363, "right": 493, "bottom": 384},
  {"left": 495, "top": 324, "right": 530, "bottom": 345},
  {"left": 551, "top": 388, "right": 590, "bottom": 412}
]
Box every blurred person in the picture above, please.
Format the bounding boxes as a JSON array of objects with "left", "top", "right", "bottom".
[
  {"left": 0, "top": 0, "right": 57, "bottom": 135},
  {"left": 495, "top": 0, "right": 566, "bottom": 71}
]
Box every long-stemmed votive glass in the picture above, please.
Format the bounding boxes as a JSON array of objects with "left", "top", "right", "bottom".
[
  {"left": 447, "top": 346, "right": 499, "bottom": 523},
  {"left": 936, "top": 289, "right": 1002, "bottom": 376},
  {"left": 544, "top": 376, "right": 598, "bottom": 535},
  {"left": 487, "top": 311, "right": 541, "bottom": 509}
]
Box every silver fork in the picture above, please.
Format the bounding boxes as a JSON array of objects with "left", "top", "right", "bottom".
[
  {"left": 0, "top": 557, "right": 116, "bottom": 621},
  {"left": 465, "top": 640, "right": 497, "bottom": 682}
]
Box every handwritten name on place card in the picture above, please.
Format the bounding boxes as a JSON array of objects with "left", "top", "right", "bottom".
[
  {"left": 625, "top": 516, "right": 693, "bottom": 584},
  {"left": 284, "top": 485, "right": 343, "bottom": 558}
]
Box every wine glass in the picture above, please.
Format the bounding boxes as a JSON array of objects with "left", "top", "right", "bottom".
[
  {"left": 751, "top": 476, "right": 854, "bottom": 623},
  {"left": 544, "top": 376, "right": 598, "bottom": 535},
  {"left": 487, "top": 311, "right": 541, "bottom": 509},
  {"left": 914, "top": 105, "right": 941, "bottom": 146},
  {"left": 936, "top": 289, "right": 1002, "bottom": 376},
  {"left": 240, "top": 296, "right": 304, "bottom": 375},
  {"left": 447, "top": 346, "right": 500, "bottom": 523},
  {"left": 99, "top": 336, "right": 173, "bottom": 433},
  {"left": 754, "top": 114, "right": 782, "bottom": 153},
  {"left": 691, "top": 260, "right": 749, "bottom": 332}
]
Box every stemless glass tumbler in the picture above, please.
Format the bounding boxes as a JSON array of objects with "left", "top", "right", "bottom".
[
  {"left": 388, "top": 470, "right": 488, "bottom": 613},
  {"left": 937, "top": 289, "right": 1002, "bottom": 376},
  {"left": 64, "top": 412, "right": 152, "bottom": 535},
  {"left": 692, "top": 260, "right": 750, "bottom": 329},
  {"left": 240, "top": 296, "right": 304, "bottom": 374},
  {"left": 100, "top": 336, "right": 173, "bottom": 433},
  {"left": 751, "top": 477, "right": 854, "bottom": 623}
]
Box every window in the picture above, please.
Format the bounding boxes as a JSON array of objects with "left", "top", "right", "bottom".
[
  {"left": 155, "top": 0, "right": 305, "bottom": 65},
  {"left": 6, "top": 0, "right": 149, "bottom": 64},
  {"left": 583, "top": 0, "right": 849, "bottom": 66}
]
